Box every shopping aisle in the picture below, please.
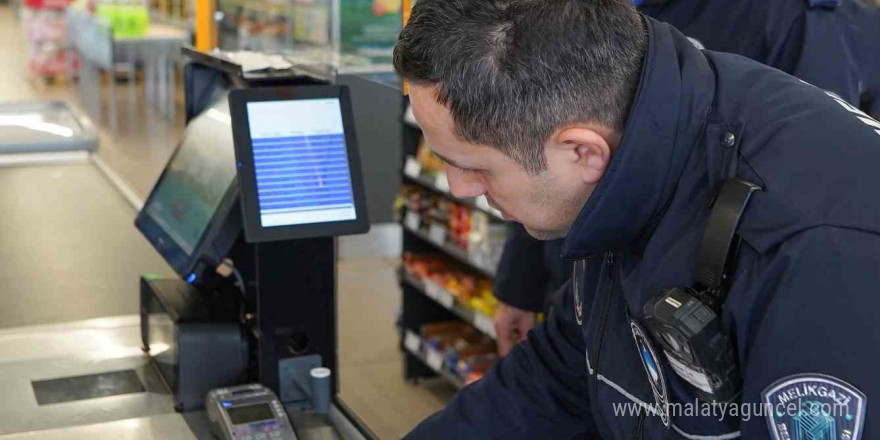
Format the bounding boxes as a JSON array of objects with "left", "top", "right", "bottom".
[
  {"left": 0, "top": 6, "right": 175, "bottom": 328},
  {"left": 87, "top": 77, "right": 185, "bottom": 201},
  {"left": 0, "top": 5, "right": 184, "bottom": 201},
  {"left": 0, "top": 7, "right": 71, "bottom": 103}
]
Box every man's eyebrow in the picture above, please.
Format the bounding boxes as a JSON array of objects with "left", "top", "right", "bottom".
[{"left": 432, "top": 151, "right": 468, "bottom": 169}]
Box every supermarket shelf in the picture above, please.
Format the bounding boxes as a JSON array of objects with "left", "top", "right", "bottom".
[
  {"left": 402, "top": 329, "right": 466, "bottom": 390},
  {"left": 402, "top": 172, "right": 503, "bottom": 220},
  {"left": 399, "top": 270, "right": 497, "bottom": 340},
  {"left": 402, "top": 221, "right": 497, "bottom": 278}
]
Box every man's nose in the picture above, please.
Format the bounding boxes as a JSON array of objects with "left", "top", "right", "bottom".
[{"left": 445, "top": 166, "right": 486, "bottom": 199}]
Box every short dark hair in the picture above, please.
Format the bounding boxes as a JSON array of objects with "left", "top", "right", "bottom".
[{"left": 394, "top": 0, "right": 646, "bottom": 173}]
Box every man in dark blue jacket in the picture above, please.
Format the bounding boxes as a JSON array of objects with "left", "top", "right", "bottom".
[
  {"left": 395, "top": 0, "right": 880, "bottom": 438},
  {"left": 840, "top": 0, "right": 880, "bottom": 118},
  {"left": 492, "top": 0, "right": 879, "bottom": 356}
]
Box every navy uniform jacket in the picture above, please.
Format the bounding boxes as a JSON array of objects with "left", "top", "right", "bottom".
[
  {"left": 407, "top": 18, "right": 880, "bottom": 439},
  {"left": 640, "top": 0, "right": 869, "bottom": 110},
  {"left": 493, "top": 0, "right": 876, "bottom": 313},
  {"left": 839, "top": 0, "right": 880, "bottom": 118},
  {"left": 493, "top": 223, "right": 565, "bottom": 312}
]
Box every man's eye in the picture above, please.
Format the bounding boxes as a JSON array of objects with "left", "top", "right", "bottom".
[{"left": 457, "top": 166, "right": 480, "bottom": 174}]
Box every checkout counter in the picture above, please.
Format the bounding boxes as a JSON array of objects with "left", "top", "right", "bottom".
[
  {"left": 0, "top": 45, "right": 403, "bottom": 439},
  {"left": 134, "top": 53, "right": 377, "bottom": 440}
]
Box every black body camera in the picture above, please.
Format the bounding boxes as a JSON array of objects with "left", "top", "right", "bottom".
[{"left": 643, "top": 179, "right": 761, "bottom": 403}]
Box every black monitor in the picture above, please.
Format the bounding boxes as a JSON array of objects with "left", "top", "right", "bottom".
[
  {"left": 135, "top": 93, "right": 241, "bottom": 281},
  {"left": 228, "top": 86, "right": 369, "bottom": 242}
]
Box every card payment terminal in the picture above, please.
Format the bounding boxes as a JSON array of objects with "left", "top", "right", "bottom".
[{"left": 207, "top": 384, "right": 298, "bottom": 440}]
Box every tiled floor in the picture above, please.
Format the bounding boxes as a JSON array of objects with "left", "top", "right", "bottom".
[
  {"left": 0, "top": 164, "right": 174, "bottom": 327},
  {"left": 0, "top": 6, "right": 452, "bottom": 439}
]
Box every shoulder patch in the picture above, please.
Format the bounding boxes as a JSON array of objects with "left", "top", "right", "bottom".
[{"left": 762, "top": 373, "right": 866, "bottom": 440}]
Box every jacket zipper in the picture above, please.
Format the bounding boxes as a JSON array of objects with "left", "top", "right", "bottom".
[
  {"left": 631, "top": 412, "right": 646, "bottom": 439},
  {"left": 590, "top": 251, "right": 616, "bottom": 396}
]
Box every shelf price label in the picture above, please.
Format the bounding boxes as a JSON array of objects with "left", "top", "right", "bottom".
[
  {"left": 471, "top": 252, "right": 491, "bottom": 274},
  {"left": 436, "top": 289, "right": 455, "bottom": 309},
  {"left": 434, "top": 173, "right": 449, "bottom": 193},
  {"left": 404, "top": 211, "right": 421, "bottom": 231},
  {"left": 404, "top": 156, "right": 422, "bottom": 179},
  {"left": 404, "top": 330, "right": 421, "bottom": 354},
  {"left": 424, "top": 281, "right": 443, "bottom": 301},
  {"left": 425, "top": 347, "right": 445, "bottom": 372},
  {"left": 475, "top": 313, "right": 497, "bottom": 339},
  {"left": 428, "top": 223, "right": 447, "bottom": 246},
  {"left": 425, "top": 281, "right": 455, "bottom": 310}
]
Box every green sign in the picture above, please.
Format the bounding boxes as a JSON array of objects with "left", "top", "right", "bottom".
[{"left": 339, "top": 0, "right": 401, "bottom": 64}]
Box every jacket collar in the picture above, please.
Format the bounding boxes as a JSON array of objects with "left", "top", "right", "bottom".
[{"left": 561, "top": 17, "right": 715, "bottom": 259}]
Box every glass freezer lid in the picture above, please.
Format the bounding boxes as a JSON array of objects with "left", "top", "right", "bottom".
[{"left": 0, "top": 100, "right": 97, "bottom": 153}]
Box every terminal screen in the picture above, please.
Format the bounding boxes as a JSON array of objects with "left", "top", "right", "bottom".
[
  {"left": 245, "top": 99, "right": 357, "bottom": 228},
  {"left": 227, "top": 403, "right": 274, "bottom": 425}
]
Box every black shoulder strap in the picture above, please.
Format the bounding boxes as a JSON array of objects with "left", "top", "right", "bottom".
[{"left": 694, "top": 179, "right": 762, "bottom": 291}]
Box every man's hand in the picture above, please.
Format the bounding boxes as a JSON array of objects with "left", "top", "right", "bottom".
[{"left": 494, "top": 302, "right": 537, "bottom": 356}]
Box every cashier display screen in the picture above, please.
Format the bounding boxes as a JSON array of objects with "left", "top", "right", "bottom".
[
  {"left": 245, "top": 99, "right": 357, "bottom": 228},
  {"left": 143, "top": 98, "right": 236, "bottom": 255},
  {"left": 227, "top": 403, "right": 275, "bottom": 425}
]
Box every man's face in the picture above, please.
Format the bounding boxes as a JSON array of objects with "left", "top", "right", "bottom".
[{"left": 409, "top": 85, "right": 610, "bottom": 240}]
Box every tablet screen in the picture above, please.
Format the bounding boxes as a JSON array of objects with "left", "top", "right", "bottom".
[{"left": 246, "top": 99, "right": 357, "bottom": 228}]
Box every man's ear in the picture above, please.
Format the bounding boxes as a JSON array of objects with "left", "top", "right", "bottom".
[{"left": 554, "top": 127, "right": 612, "bottom": 184}]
